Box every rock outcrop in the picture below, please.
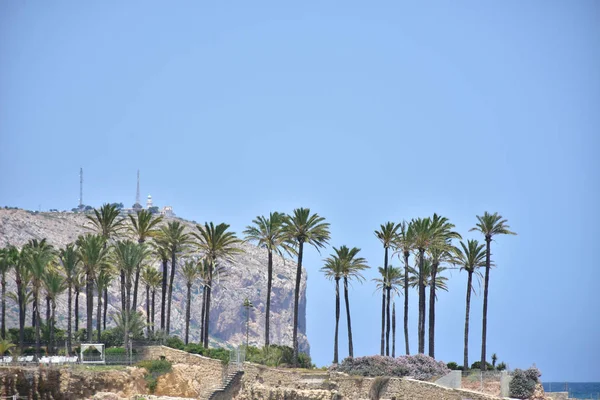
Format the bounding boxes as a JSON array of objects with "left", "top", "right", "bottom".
[{"left": 0, "top": 208, "right": 309, "bottom": 353}]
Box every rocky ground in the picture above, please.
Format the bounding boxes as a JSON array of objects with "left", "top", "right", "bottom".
[{"left": 0, "top": 208, "right": 309, "bottom": 353}]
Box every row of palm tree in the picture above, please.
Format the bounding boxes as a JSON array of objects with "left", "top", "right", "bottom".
[{"left": 369, "top": 212, "right": 515, "bottom": 371}]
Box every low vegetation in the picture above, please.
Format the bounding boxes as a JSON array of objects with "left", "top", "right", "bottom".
[
  {"left": 509, "top": 366, "right": 541, "bottom": 399},
  {"left": 331, "top": 354, "right": 449, "bottom": 381},
  {"left": 136, "top": 359, "right": 172, "bottom": 394}
]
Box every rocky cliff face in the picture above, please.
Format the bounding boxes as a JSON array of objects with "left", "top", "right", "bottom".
[{"left": 0, "top": 209, "right": 309, "bottom": 354}]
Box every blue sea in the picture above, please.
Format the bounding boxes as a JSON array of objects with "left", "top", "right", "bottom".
[{"left": 543, "top": 382, "right": 600, "bottom": 399}]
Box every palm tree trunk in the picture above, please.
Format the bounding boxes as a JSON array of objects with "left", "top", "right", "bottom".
[
  {"left": 133, "top": 265, "right": 141, "bottom": 311},
  {"left": 16, "top": 274, "right": 26, "bottom": 351},
  {"left": 343, "top": 276, "right": 354, "bottom": 358},
  {"left": 292, "top": 240, "right": 304, "bottom": 366},
  {"left": 428, "top": 264, "right": 437, "bottom": 358},
  {"left": 0, "top": 274, "right": 5, "bottom": 339},
  {"left": 386, "top": 286, "right": 391, "bottom": 356},
  {"left": 32, "top": 302, "right": 36, "bottom": 327},
  {"left": 120, "top": 270, "right": 126, "bottom": 311},
  {"left": 67, "top": 283, "right": 72, "bottom": 354},
  {"left": 146, "top": 284, "right": 150, "bottom": 338},
  {"left": 381, "top": 246, "right": 388, "bottom": 356},
  {"left": 46, "top": 296, "right": 51, "bottom": 330},
  {"left": 97, "top": 286, "right": 102, "bottom": 343},
  {"left": 200, "top": 285, "right": 206, "bottom": 346},
  {"left": 166, "top": 249, "right": 177, "bottom": 334},
  {"left": 265, "top": 250, "right": 273, "bottom": 347},
  {"left": 403, "top": 251, "right": 410, "bottom": 355},
  {"left": 75, "top": 286, "right": 80, "bottom": 333},
  {"left": 151, "top": 288, "right": 156, "bottom": 334},
  {"left": 34, "top": 291, "right": 41, "bottom": 359},
  {"left": 418, "top": 249, "right": 425, "bottom": 354},
  {"left": 103, "top": 288, "right": 108, "bottom": 330},
  {"left": 50, "top": 300, "right": 56, "bottom": 355},
  {"left": 464, "top": 271, "right": 473, "bottom": 370},
  {"left": 185, "top": 283, "right": 191, "bottom": 345},
  {"left": 160, "top": 258, "right": 168, "bottom": 331},
  {"left": 392, "top": 302, "right": 396, "bottom": 358},
  {"left": 333, "top": 278, "right": 340, "bottom": 364},
  {"left": 481, "top": 237, "right": 491, "bottom": 371},
  {"left": 203, "top": 275, "right": 212, "bottom": 348},
  {"left": 86, "top": 273, "right": 93, "bottom": 342}
]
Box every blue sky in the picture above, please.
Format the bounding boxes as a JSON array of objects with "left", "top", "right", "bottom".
[{"left": 1, "top": 1, "right": 598, "bottom": 381}]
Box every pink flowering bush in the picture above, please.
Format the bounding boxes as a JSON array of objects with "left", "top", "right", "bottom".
[{"left": 331, "top": 354, "right": 450, "bottom": 381}]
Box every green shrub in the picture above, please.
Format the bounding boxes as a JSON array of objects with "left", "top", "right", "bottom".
[
  {"left": 447, "top": 362, "right": 459, "bottom": 370},
  {"left": 184, "top": 343, "right": 203, "bottom": 355},
  {"left": 101, "top": 328, "right": 122, "bottom": 347},
  {"left": 165, "top": 336, "right": 184, "bottom": 350},
  {"left": 137, "top": 359, "right": 173, "bottom": 394},
  {"left": 105, "top": 347, "right": 126, "bottom": 355},
  {"left": 496, "top": 362, "right": 507, "bottom": 371},
  {"left": 206, "top": 348, "right": 230, "bottom": 364},
  {"left": 470, "top": 361, "right": 494, "bottom": 370},
  {"left": 509, "top": 367, "right": 540, "bottom": 399}
]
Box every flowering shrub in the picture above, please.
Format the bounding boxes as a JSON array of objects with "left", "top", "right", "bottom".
[
  {"left": 509, "top": 367, "right": 541, "bottom": 399},
  {"left": 331, "top": 354, "right": 450, "bottom": 381}
]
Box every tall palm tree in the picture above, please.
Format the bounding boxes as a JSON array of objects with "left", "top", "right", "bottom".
[
  {"left": 96, "top": 266, "right": 115, "bottom": 342},
  {"left": 395, "top": 221, "right": 414, "bottom": 355},
  {"left": 283, "top": 208, "right": 330, "bottom": 365},
  {"left": 338, "top": 246, "right": 369, "bottom": 358},
  {"left": 453, "top": 239, "right": 486, "bottom": 370},
  {"left": 320, "top": 254, "right": 343, "bottom": 364},
  {"left": 74, "top": 270, "right": 86, "bottom": 333},
  {"left": 0, "top": 248, "right": 11, "bottom": 339},
  {"left": 129, "top": 209, "right": 163, "bottom": 310},
  {"left": 392, "top": 302, "right": 396, "bottom": 357},
  {"left": 152, "top": 238, "right": 170, "bottom": 332},
  {"left": 244, "top": 212, "right": 293, "bottom": 347},
  {"left": 112, "top": 241, "right": 149, "bottom": 314},
  {"left": 43, "top": 268, "right": 66, "bottom": 355},
  {"left": 23, "top": 239, "right": 56, "bottom": 358},
  {"left": 410, "top": 217, "right": 434, "bottom": 354},
  {"left": 113, "top": 309, "right": 146, "bottom": 364},
  {"left": 181, "top": 259, "right": 202, "bottom": 345},
  {"left": 427, "top": 214, "right": 461, "bottom": 357},
  {"left": 142, "top": 265, "right": 161, "bottom": 336},
  {"left": 59, "top": 243, "right": 80, "bottom": 354},
  {"left": 10, "top": 247, "right": 29, "bottom": 350},
  {"left": 470, "top": 212, "right": 516, "bottom": 370},
  {"left": 198, "top": 258, "right": 211, "bottom": 343},
  {"left": 374, "top": 222, "right": 401, "bottom": 356},
  {"left": 160, "top": 221, "right": 191, "bottom": 334},
  {"left": 192, "top": 222, "right": 243, "bottom": 348},
  {"left": 374, "top": 266, "right": 403, "bottom": 350},
  {"left": 86, "top": 203, "right": 125, "bottom": 328},
  {"left": 77, "top": 234, "right": 109, "bottom": 342}
]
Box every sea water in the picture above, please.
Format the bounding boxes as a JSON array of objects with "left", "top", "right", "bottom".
[{"left": 543, "top": 382, "right": 600, "bottom": 399}]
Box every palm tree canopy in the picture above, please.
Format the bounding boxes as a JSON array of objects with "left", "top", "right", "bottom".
[
  {"left": 76, "top": 234, "right": 110, "bottom": 278},
  {"left": 193, "top": 222, "right": 244, "bottom": 262},
  {"left": 453, "top": 240, "right": 487, "bottom": 273},
  {"left": 181, "top": 259, "right": 203, "bottom": 286},
  {"left": 373, "top": 266, "right": 404, "bottom": 295},
  {"left": 408, "top": 258, "right": 449, "bottom": 293},
  {"left": 470, "top": 212, "right": 517, "bottom": 240},
  {"left": 334, "top": 245, "right": 370, "bottom": 282},
  {"left": 375, "top": 222, "right": 401, "bottom": 249},
  {"left": 113, "top": 309, "right": 146, "bottom": 338},
  {"left": 129, "top": 209, "right": 164, "bottom": 243},
  {"left": 111, "top": 240, "right": 149, "bottom": 279},
  {"left": 59, "top": 243, "right": 80, "bottom": 284},
  {"left": 43, "top": 269, "right": 67, "bottom": 300},
  {"left": 86, "top": 203, "right": 125, "bottom": 240},
  {"left": 141, "top": 265, "right": 162, "bottom": 290},
  {"left": 22, "top": 240, "right": 56, "bottom": 288},
  {"left": 394, "top": 221, "right": 414, "bottom": 255},
  {"left": 320, "top": 256, "right": 343, "bottom": 281},
  {"left": 159, "top": 221, "right": 192, "bottom": 254},
  {"left": 282, "top": 208, "right": 330, "bottom": 251},
  {"left": 244, "top": 212, "right": 295, "bottom": 257}
]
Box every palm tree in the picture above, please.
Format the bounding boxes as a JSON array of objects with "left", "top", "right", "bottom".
[
  {"left": 427, "top": 214, "right": 461, "bottom": 357},
  {"left": 197, "top": 258, "right": 211, "bottom": 343},
  {"left": 283, "top": 208, "right": 330, "bottom": 365},
  {"left": 470, "top": 212, "right": 516, "bottom": 371},
  {"left": 374, "top": 222, "right": 401, "bottom": 356},
  {"left": 0, "top": 248, "right": 11, "bottom": 339},
  {"left": 96, "top": 266, "right": 115, "bottom": 342},
  {"left": 23, "top": 239, "right": 56, "bottom": 358},
  {"left": 142, "top": 265, "right": 161, "bottom": 336},
  {"left": 320, "top": 254, "right": 343, "bottom": 364},
  {"left": 453, "top": 239, "right": 486, "bottom": 371},
  {"left": 86, "top": 203, "right": 125, "bottom": 327},
  {"left": 113, "top": 309, "right": 146, "bottom": 364},
  {"left": 244, "top": 212, "right": 293, "bottom": 347},
  {"left": 43, "top": 269, "right": 66, "bottom": 355},
  {"left": 338, "top": 246, "right": 369, "bottom": 358},
  {"left": 77, "top": 234, "right": 109, "bottom": 342},
  {"left": 10, "top": 247, "right": 29, "bottom": 350},
  {"left": 410, "top": 217, "right": 434, "bottom": 354},
  {"left": 59, "top": 243, "right": 80, "bottom": 354},
  {"left": 112, "top": 241, "right": 149, "bottom": 314},
  {"left": 192, "top": 222, "right": 243, "bottom": 348},
  {"left": 129, "top": 209, "right": 163, "bottom": 310},
  {"left": 392, "top": 302, "right": 396, "bottom": 357},
  {"left": 395, "top": 221, "right": 414, "bottom": 355},
  {"left": 181, "top": 260, "right": 202, "bottom": 345},
  {"left": 0, "top": 338, "right": 15, "bottom": 356},
  {"left": 152, "top": 238, "right": 170, "bottom": 332},
  {"left": 159, "top": 221, "right": 191, "bottom": 334},
  {"left": 374, "top": 265, "right": 403, "bottom": 357},
  {"left": 74, "top": 270, "right": 86, "bottom": 333}
]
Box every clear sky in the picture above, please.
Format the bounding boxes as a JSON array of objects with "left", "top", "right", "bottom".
[{"left": 1, "top": 1, "right": 598, "bottom": 382}]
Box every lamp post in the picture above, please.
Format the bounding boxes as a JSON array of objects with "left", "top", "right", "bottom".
[{"left": 243, "top": 298, "right": 253, "bottom": 349}]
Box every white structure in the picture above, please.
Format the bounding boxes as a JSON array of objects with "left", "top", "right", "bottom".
[
  {"left": 80, "top": 343, "right": 105, "bottom": 364},
  {"left": 146, "top": 194, "right": 153, "bottom": 209},
  {"left": 161, "top": 205, "right": 175, "bottom": 217}
]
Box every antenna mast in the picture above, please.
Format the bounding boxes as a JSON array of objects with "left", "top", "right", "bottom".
[
  {"left": 136, "top": 169, "right": 140, "bottom": 205},
  {"left": 79, "top": 167, "right": 83, "bottom": 208}
]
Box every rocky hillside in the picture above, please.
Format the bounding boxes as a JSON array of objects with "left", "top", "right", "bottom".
[{"left": 0, "top": 208, "right": 309, "bottom": 354}]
